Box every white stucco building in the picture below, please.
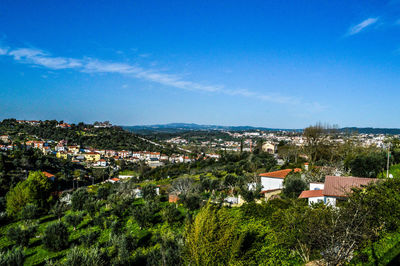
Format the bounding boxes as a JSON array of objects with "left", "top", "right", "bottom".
[{"left": 299, "top": 176, "right": 379, "bottom": 206}]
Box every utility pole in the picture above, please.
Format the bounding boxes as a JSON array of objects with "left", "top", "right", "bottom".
[{"left": 387, "top": 143, "right": 391, "bottom": 178}]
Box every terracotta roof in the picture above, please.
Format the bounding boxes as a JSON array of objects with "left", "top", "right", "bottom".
[
  {"left": 259, "top": 168, "right": 301, "bottom": 179},
  {"left": 42, "top": 171, "right": 55, "bottom": 178},
  {"left": 111, "top": 178, "right": 120, "bottom": 182},
  {"left": 299, "top": 189, "right": 324, "bottom": 199},
  {"left": 260, "top": 188, "right": 282, "bottom": 194},
  {"left": 323, "top": 176, "right": 379, "bottom": 197}
]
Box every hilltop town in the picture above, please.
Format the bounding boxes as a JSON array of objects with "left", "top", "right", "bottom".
[{"left": 1, "top": 119, "right": 400, "bottom": 265}]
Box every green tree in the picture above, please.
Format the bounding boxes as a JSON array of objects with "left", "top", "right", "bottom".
[
  {"left": 80, "top": 231, "right": 100, "bottom": 247},
  {"left": 20, "top": 203, "right": 40, "bottom": 220},
  {"left": 142, "top": 184, "right": 157, "bottom": 201},
  {"left": 239, "top": 183, "right": 261, "bottom": 203},
  {"left": 0, "top": 247, "right": 25, "bottom": 266},
  {"left": 147, "top": 235, "right": 184, "bottom": 266},
  {"left": 63, "top": 246, "right": 106, "bottom": 266},
  {"left": 345, "top": 152, "right": 386, "bottom": 178},
  {"left": 132, "top": 201, "right": 160, "bottom": 228},
  {"left": 282, "top": 172, "right": 308, "bottom": 198},
  {"left": 7, "top": 224, "right": 37, "bottom": 247},
  {"left": 162, "top": 204, "right": 182, "bottom": 224},
  {"left": 6, "top": 171, "right": 51, "bottom": 216},
  {"left": 71, "top": 188, "right": 90, "bottom": 211},
  {"left": 6, "top": 182, "right": 30, "bottom": 216},
  {"left": 42, "top": 221, "right": 69, "bottom": 251},
  {"left": 49, "top": 201, "right": 67, "bottom": 220},
  {"left": 24, "top": 171, "right": 52, "bottom": 207},
  {"left": 65, "top": 213, "right": 84, "bottom": 230},
  {"left": 179, "top": 193, "right": 202, "bottom": 211},
  {"left": 185, "top": 203, "right": 239, "bottom": 265}
]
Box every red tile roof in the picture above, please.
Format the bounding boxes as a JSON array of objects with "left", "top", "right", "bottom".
[
  {"left": 42, "top": 171, "right": 55, "bottom": 178},
  {"left": 323, "top": 176, "right": 379, "bottom": 197},
  {"left": 260, "top": 188, "right": 282, "bottom": 194},
  {"left": 299, "top": 189, "right": 324, "bottom": 199},
  {"left": 259, "top": 168, "right": 301, "bottom": 179},
  {"left": 110, "top": 177, "right": 120, "bottom": 182}
]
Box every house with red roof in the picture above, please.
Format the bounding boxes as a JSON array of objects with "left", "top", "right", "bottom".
[
  {"left": 57, "top": 123, "right": 72, "bottom": 128},
  {"left": 259, "top": 168, "right": 301, "bottom": 200},
  {"left": 105, "top": 150, "right": 116, "bottom": 157},
  {"left": 259, "top": 168, "right": 301, "bottom": 191},
  {"left": 118, "top": 150, "right": 130, "bottom": 158},
  {"left": 94, "top": 159, "right": 107, "bottom": 167},
  {"left": 108, "top": 177, "right": 121, "bottom": 183},
  {"left": 42, "top": 171, "right": 55, "bottom": 181},
  {"left": 299, "top": 176, "right": 379, "bottom": 206},
  {"left": 26, "top": 140, "right": 45, "bottom": 149}
]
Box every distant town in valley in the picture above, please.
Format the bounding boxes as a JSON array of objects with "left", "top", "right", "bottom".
[
  {"left": 2, "top": 1, "right": 400, "bottom": 265},
  {"left": 1, "top": 118, "right": 400, "bottom": 265}
]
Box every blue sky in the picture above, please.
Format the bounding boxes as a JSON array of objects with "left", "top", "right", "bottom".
[{"left": 1, "top": 0, "right": 400, "bottom": 128}]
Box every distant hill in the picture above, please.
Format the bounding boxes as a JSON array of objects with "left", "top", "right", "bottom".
[
  {"left": 124, "top": 123, "right": 298, "bottom": 133},
  {"left": 123, "top": 123, "right": 400, "bottom": 135},
  {"left": 340, "top": 127, "right": 400, "bottom": 135}
]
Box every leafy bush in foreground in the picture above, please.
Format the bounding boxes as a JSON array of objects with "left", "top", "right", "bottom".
[
  {"left": 42, "top": 221, "right": 69, "bottom": 251},
  {"left": 0, "top": 247, "right": 25, "bottom": 266},
  {"left": 63, "top": 246, "right": 106, "bottom": 266},
  {"left": 7, "top": 224, "right": 37, "bottom": 247}
]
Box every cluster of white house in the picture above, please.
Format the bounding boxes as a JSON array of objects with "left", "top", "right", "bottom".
[
  {"left": 54, "top": 142, "right": 194, "bottom": 167},
  {"left": 258, "top": 167, "right": 379, "bottom": 207},
  {"left": 0, "top": 135, "right": 222, "bottom": 168}
]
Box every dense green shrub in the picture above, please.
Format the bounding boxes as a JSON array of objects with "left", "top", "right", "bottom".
[
  {"left": 7, "top": 224, "right": 37, "bottom": 247},
  {"left": 110, "top": 220, "right": 124, "bottom": 235},
  {"left": 63, "top": 246, "right": 106, "bottom": 266},
  {"left": 96, "top": 186, "right": 111, "bottom": 200},
  {"left": 80, "top": 231, "right": 100, "bottom": 247},
  {"left": 162, "top": 204, "right": 182, "bottom": 224},
  {"left": 147, "top": 235, "right": 183, "bottom": 266},
  {"left": 179, "top": 193, "right": 202, "bottom": 211},
  {"left": 107, "top": 234, "right": 137, "bottom": 265},
  {"left": 0, "top": 247, "right": 25, "bottom": 266},
  {"left": 282, "top": 172, "right": 308, "bottom": 198},
  {"left": 20, "top": 203, "right": 40, "bottom": 220},
  {"left": 132, "top": 201, "right": 160, "bottom": 228},
  {"left": 142, "top": 184, "right": 157, "bottom": 201},
  {"left": 6, "top": 171, "right": 51, "bottom": 216},
  {"left": 42, "top": 221, "right": 69, "bottom": 251},
  {"left": 345, "top": 152, "right": 386, "bottom": 178},
  {"left": 71, "top": 188, "right": 90, "bottom": 211},
  {"left": 49, "top": 201, "right": 67, "bottom": 220},
  {"left": 65, "top": 213, "right": 84, "bottom": 230}
]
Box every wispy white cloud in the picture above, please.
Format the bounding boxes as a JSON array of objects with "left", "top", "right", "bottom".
[
  {"left": 0, "top": 47, "right": 8, "bottom": 55},
  {"left": 347, "top": 17, "right": 379, "bottom": 36},
  {"left": 0, "top": 46, "right": 325, "bottom": 110},
  {"left": 9, "top": 48, "right": 83, "bottom": 69}
]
